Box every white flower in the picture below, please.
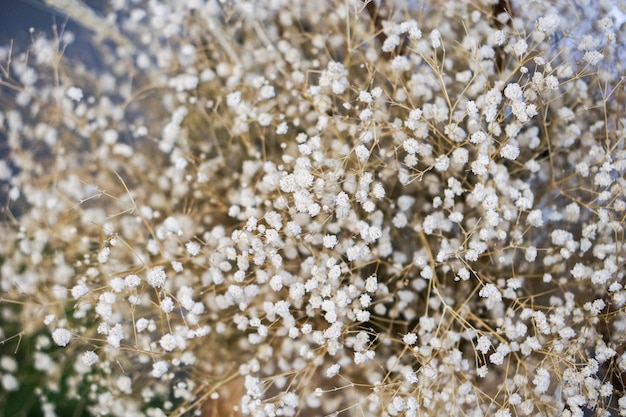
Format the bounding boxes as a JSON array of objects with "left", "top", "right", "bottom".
[
  {"left": 123, "top": 275, "right": 140, "bottom": 289},
  {"left": 583, "top": 51, "right": 604, "bottom": 65},
  {"left": 159, "top": 333, "right": 178, "bottom": 351},
  {"left": 403, "top": 333, "right": 418, "bottom": 345},
  {"left": 81, "top": 351, "right": 99, "bottom": 366},
  {"left": 52, "top": 328, "right": 72, "bottom": 347},
  {"left": 136, "top": 318, "right": 149, "bottom": 332},
  {"left": 276, "top": 121, "right": 288, "bottom": 135},
  {"left": 489, "top": 343, "right": 510, "bottom": 365},
  {"left": 452, "top": 147, "right": 469, "bottom": 165},
  {"left": 533, "top": 367, "right": 551, "bottom": 394},
  {"left": 493, "top": 30, "right": 506, "bottom": 46},
  {"left": 269, "top": 275, "right": 283, "bottom": 292},
  {"left": 151, "top": 361, "right": 169, "bottom": 378},
  {"left": 109, "top": 277, "right": 126, "bottom": 293},
  {"left": 500, "top": 143, "right": 520, "bottom": 160},
  {"left": 355, "top": 144, "right": 370, "bottom": 162},
  {"left": 403, "top": 138, "right": 420, "bottom": 154},
  {"left": 66, "top": 86, "right": 84, "bottom": 102},
  {"left": 511, "top": 38, "right": 528, "bottom": 56},
  {"left": 71, "top": 282, "right": 89, "bottom": 299},
  {"left": 285, "top": 221, "right": 301, "bottom": 237},
  {"left": 526, "top": 210, "right": 544, "bottom": 227},
  {"left": 382, "top": 34, "right": 400, "bottom": 52},
  {"left": 430, "top": 29, "right": 441, "bottom": 48},
  {"left": 495, "top": 409, "right": 511, "bottom": 417},
  {"left": 325, "top": 364, "right": 340, "bottom": 378},
  {"left": 479, "top": 283, "right": 502, "bottom": 302},
  {"left": 470, "top": 131, "right": 487, "bottom": 144},
  {"left": 186, "top": 241, "right": 201, "bottom": 256},
  {"left": 504, "top": 83, "right": 523, "bottom": 101},
  {"left": 525, "top": 246, "right": 537, "bottom": 262},
  {"left": 372, "top": 182, "right": 385, "bottom": 199},
  {"left": 258, "top": 113, "right": 273, "bottom": 126},
  {"left": 476, "top": 336, "right": 491, "bottom": 354},
  {"left": 550, "top": 229, "right": 573, "bottom": 246},
  {"left": 545, "top": 75, "right": 559, "bottom": 90},
  {"left": 477, "top": 365, "right": 489, "bottom": 378},
  {"left": 160, "top": 297, "right": 175, "bottom": 313},
  {"left": 401, "top": 20, "right": 422, "bottom": 40},
  {"left": 358, "top": 90, "right": 373, "bottom": 103},
  {"left": 116, "top": 375, "right": 132, "bottom": 394},
  {"left": 227, "top": 91, "right": 242, "bottom": 108},
  {"left": 258, "top": 84, "right": 275, "bottom": 100},
  {"left": 535, "top": 14, "right": 560, "bottom": 35},
  {"left": 146, "top": 267, "right": 167, "bottom": 288},
  {"left": 2, "top": 374, "right": 18, "bottom": 391},
  {"left": 354, "top": 350, "right": 375, "bottom": 364},
  {"left": 434, "top": 155, "right": 450, "bottom": 171},
  {"left": 365, "top": 275, "right": 378, "bottom": 293},
  {"left": 323, "top": 234, "right": 338, "bottom": 249},
  {"left": 107, "top": 324, "right": 124, "bottom": 348},
  {"left": 97, "top": 247, "right": 110, "bottom": 264}
]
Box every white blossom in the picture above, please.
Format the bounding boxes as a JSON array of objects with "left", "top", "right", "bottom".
[
  {"left": 52, "top": 328, "right": 72, "bottom": 347},
  {"left": 146, "top": 267, "right": 167, "bottom": 288}
]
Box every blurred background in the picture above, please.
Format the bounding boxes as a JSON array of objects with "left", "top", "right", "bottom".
[{"left": 0, "top": 1, "right": 56, "bottom": 45}]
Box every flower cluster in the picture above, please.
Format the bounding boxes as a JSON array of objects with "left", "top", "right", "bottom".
[{"left": 0, "top": 0, "right": 625, "bottom": 416}]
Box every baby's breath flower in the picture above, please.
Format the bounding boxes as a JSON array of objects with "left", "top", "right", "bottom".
[
  {"left": 355, "top": 144, "right": 370, "bottom": 161},
  {"left": 526, "top": 210, "right": 544, "bottom": 227},
  {"left": 146, "top": 267, "right": 167, "bottom": 288},
  {"left": 325, "top": 364, "right": 340, "bottom": 378},
  {"left": 66, "top": 86, "right": 84, "bottom": 102},
  {"left": 107, "top": 324, "right": 124, "bottom": 348},
  {"left": 125, "top": 274, "right": 141, "bottom": 289},
  {"left": 493, "top": 30, "right": 506, "bottom": 46},
  {"left": 500, "top": 143, "right": 520, "bottom": 160},
  {"left": 109, "top": 277, "right": 126, "bottom": 293},
  {"left": 52, "top": 328, "right": 72, "bottom": 347},
  {"left": 403, "top": 333, "right": 418, "bottom": 345},
  {"left": 479, "top": 283, "right": 502, "bottom": 302},
  {"left": 470, "top": 131, "right": 487, "bottom": 144},
  {"left": 160, "top": 297, "right": 175, "bottom": 313},
  {"left": 227, "top": 91, "right": 242, "bottom": 108},
  {"left": 151, "top": 361, "right": 169, "bottom": 378},
  {"left": 533, "top": 368, "right": 551, "bottom": 394},
  {"left": 81, "top": 351, "right": 98, "bottom": 367},
  {"left": 186, "top": 241, "right": 201, "bottom": 256},
  {"left": 159, "top": 333, "right": 179, "bottom": 352},
  {"left": 430, "top": 29, "right": 442, "bottom": 48},
  {"left": 504, "top": 83, "right": 523, "bottom": 101},
  {"left": 583, "top": 50, "right": 604, "bottom": 65},
  {"left": 511, "top": 38, "right": 528, "bottom": 56},
  {"left": 71, "top": 282, "right": 89, "bottom": 299}
]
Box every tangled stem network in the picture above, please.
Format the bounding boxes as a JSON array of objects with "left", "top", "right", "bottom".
[{"left": 0, "top": 0, "right": 625, "bottom": 416}]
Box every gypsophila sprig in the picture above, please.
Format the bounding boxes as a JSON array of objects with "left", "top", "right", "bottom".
[{"left": 0, "top": 0, "right": 625, "bottom": 416}]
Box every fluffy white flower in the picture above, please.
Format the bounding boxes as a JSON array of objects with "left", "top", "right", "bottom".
[
  {"left": 52, "top": 328, "right": 72, "bottom": 347},
  {"left": 325, "top": 364, "right": 341, "bottom": 378},
  {"left": 71, "top": 282, "right": 89, "bottom": 299},
  {"left": 159, "top": 333, "right": 178, "bottom": 351},
  {"left": 533, "top": 368, "right": 551, "bottom": 394},
  {"left": 403, "top": 333, "right": 418, "bottom": 345},
  {"left": 355, "top": 144, "right": 370, "bottom": 161},
  {"left": 500, "top": 143, "right": 520, "bottom": 160},
  {"left": 430, "top": 29, "right": 441, "bottom": 48},
  {"left": 146, "top": 267, "right": 167, "bottom": 288},
  {"left": 151, "top": 361, "right": 169, "bottom": 378},
  {"left": 81, "top": 351, "right": 98, "bottom": 366},
  {"left": 66, "top": 86, "right": 83, "bottom": 102}
]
